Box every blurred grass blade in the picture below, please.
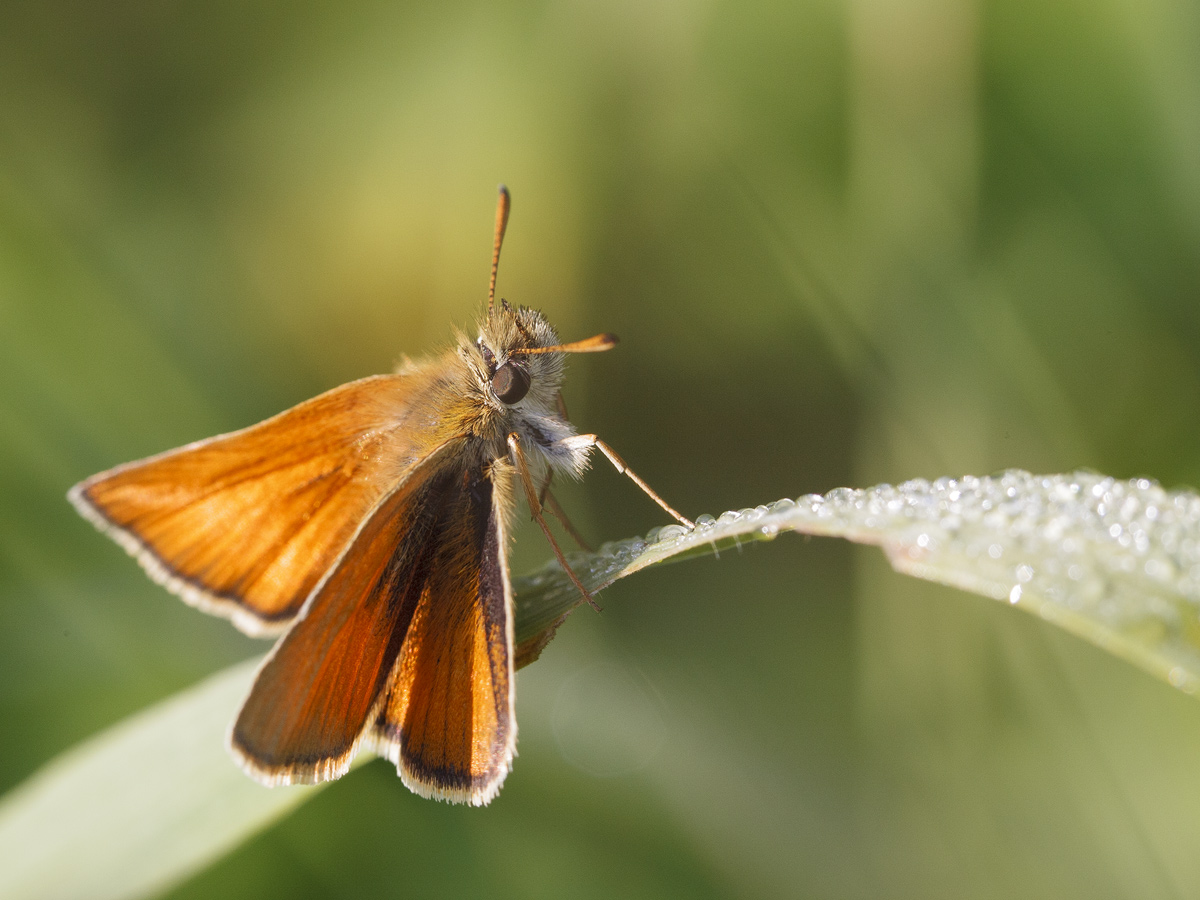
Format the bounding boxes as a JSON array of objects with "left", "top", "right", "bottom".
[
  {"left": 4, "top": 469, "right": 1199, "bottom": 898},
  {"left": 0, "top": 657, "right": 315, "bottom": 900}
]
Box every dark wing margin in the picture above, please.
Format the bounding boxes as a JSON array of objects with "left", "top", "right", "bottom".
[
  {"left": 68, "top": 374, "right": 422, "bottom": 636},
  {"left": 368, "top": 458, "right": 517, "bottom": 806}
]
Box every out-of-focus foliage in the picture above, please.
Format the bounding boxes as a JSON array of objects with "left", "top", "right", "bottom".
[{"left": 1, "top": 0, "right": 1199, "bottom": 896}]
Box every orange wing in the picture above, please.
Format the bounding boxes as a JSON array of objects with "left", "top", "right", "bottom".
[
  {"left": 69, "top": 374, "right": 427, "bottom": 636},
  {"left": 229, "top": 452, "right": 516, "bottom": 805},
  {"left": 370, "top": 459, "right": 516, "bottom": 806}
]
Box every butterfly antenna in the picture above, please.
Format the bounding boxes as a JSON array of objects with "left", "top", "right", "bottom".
[
  {"left": 488, "top": 185, "right": 511, "bottom": 314},
  {"left": 510, "top": 333, "right": 620, "bottom": 355}
]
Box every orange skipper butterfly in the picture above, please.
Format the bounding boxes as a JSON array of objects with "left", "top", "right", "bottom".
[{"left": 69, "top": 187, "right": 692, "bottom": 805}]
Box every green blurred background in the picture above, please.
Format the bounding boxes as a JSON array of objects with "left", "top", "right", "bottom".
[{"left": 3, "top": 0, "right": 1200, "bottom": 896}]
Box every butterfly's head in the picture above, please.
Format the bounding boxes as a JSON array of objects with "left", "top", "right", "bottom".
[
  {"left": 474, "top": 302, "right": 565, "bottom": 412},
  {"left": 459, "top": 302, "right": 615, "bottom": 480}
]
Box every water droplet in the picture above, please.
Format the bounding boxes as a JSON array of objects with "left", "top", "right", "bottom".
[
  {"left": 657, "top": 525, "right": 687, "bottom": 542},
  {"left": 1009, "top": 585, "right": 1022, "bottom": 604},
  {"left": 1144, "top": 558, "right": 1173, "bottom": 580}
]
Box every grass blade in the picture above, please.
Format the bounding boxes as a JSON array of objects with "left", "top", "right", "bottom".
[{"left": 4, "top": 469, "right": 1198, "bottom": 898}]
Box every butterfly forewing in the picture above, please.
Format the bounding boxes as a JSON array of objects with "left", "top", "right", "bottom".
[
  {"left": 69, "top": 374, "right": 427, "bottom": 635},
  {"left": 370, "top": 460, "right": 516, "bottom": 806}
]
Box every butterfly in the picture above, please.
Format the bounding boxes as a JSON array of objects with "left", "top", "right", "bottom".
[{"left": 69, "top": 187, "right": 692, "bottom": 805}]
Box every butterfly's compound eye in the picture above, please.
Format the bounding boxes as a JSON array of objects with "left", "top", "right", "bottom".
[{"left": 491, "top": 361, "right": 531, "bottom": 404}]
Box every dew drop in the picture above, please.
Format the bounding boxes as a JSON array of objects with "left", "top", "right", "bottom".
[{"left": 657, "top": 525, "right": 687, "bottom": 542}]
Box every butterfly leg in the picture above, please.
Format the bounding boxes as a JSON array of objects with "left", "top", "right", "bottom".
[
  {"left": 507, "top": 432, "right": 601, "bottom": 611},
  {"left": 543, "top": 488, "right": 592, "bottom": 552},
  {"left": 560, "top": 434, "right": 694, "bottom": 529},
  {"left": 534, "top": 469, "right": 590, "bottom": 550}
]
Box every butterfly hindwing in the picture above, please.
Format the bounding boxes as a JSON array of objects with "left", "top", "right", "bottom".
[
  {"left": 69, "top": 374, "right": 428, "bottom": 636},
  {"left": 370, "top": 459, "right": 516, "bottom": 806},
  {"left": 228, "top": 446, "right": 458, "bottom": 784},
  {"left": 228, "top": 451, "right": 516, "bottom": 800}
]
